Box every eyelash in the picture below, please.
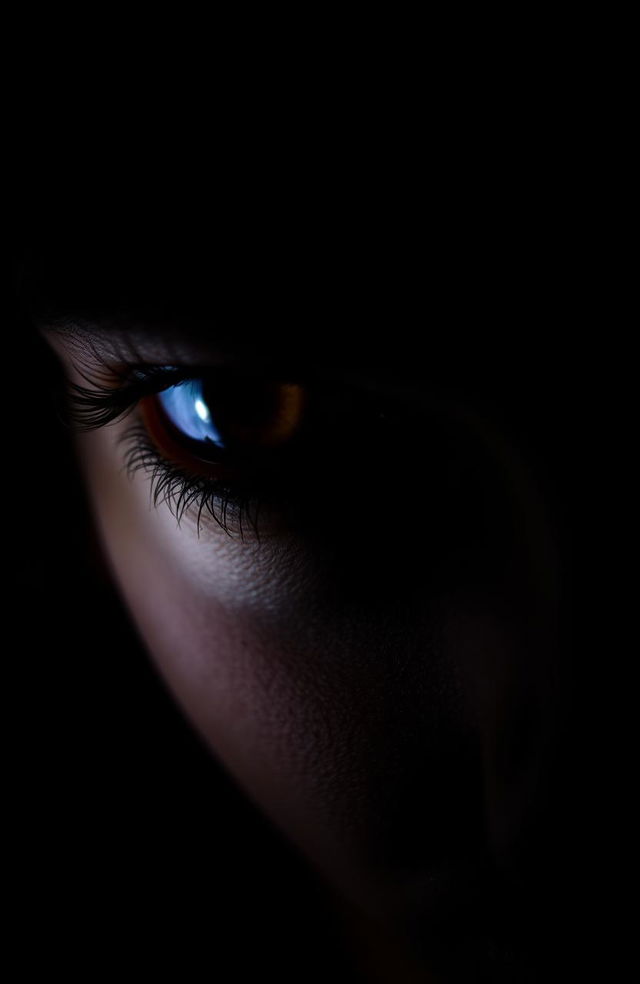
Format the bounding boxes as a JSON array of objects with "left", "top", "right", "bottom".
[{"left": 65, "top": 364, "right": 266, "bottom": 537}]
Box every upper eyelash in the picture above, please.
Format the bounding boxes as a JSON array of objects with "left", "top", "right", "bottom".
[{"left": 65, "top": 364, "right": 192, "bottom": 430}]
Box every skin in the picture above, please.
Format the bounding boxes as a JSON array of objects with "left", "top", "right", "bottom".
[{"left": 44, "top": 323, "right": 563, "bottom": 980}]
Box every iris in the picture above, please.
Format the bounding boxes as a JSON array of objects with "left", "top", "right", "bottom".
[{"left": 158, "top": 380, "right": 226, "bottom": 448}]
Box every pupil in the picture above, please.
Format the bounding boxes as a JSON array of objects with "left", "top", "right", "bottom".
[{"left": 199, "top": 378, "right": 283, "bottom": 434}]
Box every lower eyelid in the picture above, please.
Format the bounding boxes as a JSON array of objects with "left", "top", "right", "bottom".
[{"left": 117, "top": 413, "right": 263, "bottom": 537}]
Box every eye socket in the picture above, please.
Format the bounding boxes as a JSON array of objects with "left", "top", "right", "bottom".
[
  {"left": 141, "top": 374, "right": 307, "bottom": 471},
  {"left": 62, "top": 357, "right": 425, "bottom": 536}
]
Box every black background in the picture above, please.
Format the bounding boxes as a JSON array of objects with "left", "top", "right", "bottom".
[{"left": 7, "top": 175, "right": 631, "bottom": 981}]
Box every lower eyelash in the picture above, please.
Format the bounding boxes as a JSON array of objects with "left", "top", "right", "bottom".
[{"left": 118, "top": 421, "right": 261, "bottom": 539}]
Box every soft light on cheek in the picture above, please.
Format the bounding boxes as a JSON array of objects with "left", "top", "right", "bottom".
[
  {"left": 78, "top": 423, "right": 254, "bottom": 603},
  {"left": 73, "top": 398, "right": 563, "bottom": 939},
  {"left": 75, "top": 423, "right": 373, "bottom": 885}
]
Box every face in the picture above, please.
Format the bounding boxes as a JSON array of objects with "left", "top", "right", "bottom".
[{"left": 37, "top": 279, "right": 564, "bottom": 973}]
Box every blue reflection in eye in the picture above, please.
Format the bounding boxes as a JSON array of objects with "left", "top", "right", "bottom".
[{"left": 158, "top": 380, "right": 225, "bottom": 448}]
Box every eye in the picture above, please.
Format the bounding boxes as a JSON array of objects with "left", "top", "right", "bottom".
[
  {"left": 142, "top": 374, "right": 307, "bottom": 469},
  {"left": 62, "top": 356, "right": 429, "bottom": 536}
]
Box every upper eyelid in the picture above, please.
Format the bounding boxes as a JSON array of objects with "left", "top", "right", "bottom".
[
  {"left": 44, "top": 327, "right": 322, "bottom": 406},
  {"left": 42, "top": 323, "right": 461, "bottom": 425},
  {"left": 62, "top": 364, "right": 206, "bottom": 431},
  {"left": 41, "top": 321, "right": 232, "bottom": 408},
  {"left": 46, "top": 323, "right": 313, "bottom": 387},
  {"left": 41, "top": 322, "right": 267, "bottom": 378}
]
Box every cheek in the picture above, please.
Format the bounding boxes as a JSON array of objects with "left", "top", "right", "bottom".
[
  {"left": 75, "top": 415, "right": 561, "bottom": 925},
  {"left": 76, "top": 424, "right": 400, "bottom": 887}
]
